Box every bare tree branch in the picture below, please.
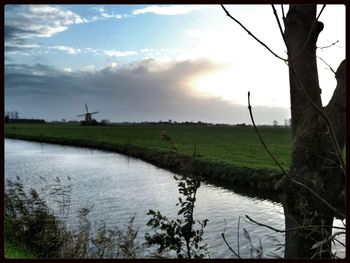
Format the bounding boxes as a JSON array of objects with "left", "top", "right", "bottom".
[
  {"left": 237, "top": 216, "right": 240, "bottom": 257},
  {"left": 317, "top": 56, "right": 336, "bottom": 75},
  {"left": 248, "top": 91, "right": 288, "bottom": 175},
  {"left": 221, "top": 232, "right": 242, "bottom": 259},
  {"left": 285, "top": 171, "right": 345, "bottom": 218},
  {"left": 318, "top": 40, "right": 339, "bottom": 50},
  {"left": 317, "top": 5, "right": 327, "bottom": 19},
  {"left": 333, "top": 237, "right": 346, "bottom": 248},
  {"left": 271, "top": 4, "right": 288, "bottom": 50},
  {"left": 245, "top": 215, "right": 345, "bottom": 233},
  {"left": 281, "top": 5, "right": 286, "bottom": 23},
  {"left": 220, "top": 4, "right": 287, "bottom": 62}
]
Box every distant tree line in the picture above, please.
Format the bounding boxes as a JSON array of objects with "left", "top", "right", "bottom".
[
  {"left": 7, "top": 119, "right": 46, "bottom": 124},
  {"left": 4, "top": 111, "right": 291, "bottom": 128},
  {"left": 5, "top": 111, "right": 19, "bottom": 120},
  {"left": 5, "top": 111, "right": 46, "bottom": 124},
  {"left": 134, "top": 120, "right": 290, "bottom": 128}
]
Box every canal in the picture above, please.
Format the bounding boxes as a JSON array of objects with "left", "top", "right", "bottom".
[{"left": 4, "top": 139, "right": 345, "bottom": 258}]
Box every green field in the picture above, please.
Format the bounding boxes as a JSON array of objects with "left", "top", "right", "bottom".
[{"left": 5, "top": 123, "right": 292, "bottom": 170}]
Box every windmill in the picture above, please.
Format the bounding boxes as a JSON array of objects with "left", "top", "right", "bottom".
[{"left": 77, "top": 103, "right": 99, "bottom": 123}]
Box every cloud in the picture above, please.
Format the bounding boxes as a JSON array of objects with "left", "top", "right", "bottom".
[
  {"left": 4, "top": 25, "right": 37, "bottom": 53},
  {"left": 5, "top": 4, "right": 85, "bottom": 54},
  {"left": 5, "top": 58, "right": 289, "bottom": 124},
  {"left": 46, "top": 45, "right": 137, "bottom": 57},
  {"left": 103, "top": 50, "right": 138, "bottom": 57},
  {"left": 49, "top": 45, "right": 82, "bottom": 55},
  {"left": 4, "top": 4, "right": 87, "bottom": 60},
  {"left": 132, "top": 5, "right": 209, "bottom": 15},
  {"left": 26, "top": 5, "right": 85, "bottom": 35},
  {"left": 86, "top": 6, "right": 124, "bottom": 22},
  {"left": 84, "top": 65, "right": 96, "bottom": 71},
  {"left": 5, "top": 43, "right": 41, "bottom": 52},
  {"left": 4, "top": 25, "right": 33, "bottom": 41},
  {"left": 91, "top": 7, "right": 106, "bottom": 13}
]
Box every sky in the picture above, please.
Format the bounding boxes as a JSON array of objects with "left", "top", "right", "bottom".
[{"left": 4, "top": 4, "right": 345, "bottom": 124}]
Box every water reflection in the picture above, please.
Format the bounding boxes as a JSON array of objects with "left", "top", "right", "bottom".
[{"left": 4, "top": 139, "right": 345, "bottom": 258}]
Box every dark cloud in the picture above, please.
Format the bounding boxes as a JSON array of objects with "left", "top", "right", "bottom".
[
  {"left": 4, "top": 25, "right": 38, "bottom": 52},
  {"left": 5, "top": 59, "right": 289, "bottom": 124},
  {"left": 5, "top": 8, "right": 37, "bottom": 52},
  {"left": 4, "top": 25, "right": 33, "bottom": 41}
]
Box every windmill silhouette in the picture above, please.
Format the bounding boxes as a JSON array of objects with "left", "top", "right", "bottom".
[{"left": 77, "top": 103, "right": 99, "bottom": 123}]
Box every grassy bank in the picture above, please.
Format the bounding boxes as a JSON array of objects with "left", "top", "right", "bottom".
[
  {"left": 5, "top": 123, "right": 292, "bottom": 168},
  {"left": 4, "top": 241, "right": 36, "bottom": 259},
  {"left": 5, "top": 123, "right": 290, "bottom": 190}
]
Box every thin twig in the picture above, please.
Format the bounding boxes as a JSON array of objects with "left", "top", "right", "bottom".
[
  {"left": 245, "top": 215, "right": 345, "bottom": 233},
  {"left": 316, "top": 5, "right": 326, "bottom": 24},
  {"left": 237, "top": 216, "right": 240, "bottom": 257},
  {"left": 248, "top": 91, "right": 288, "bottom": 175},
  {"left": 221, "top": 233, "right": 242, "bottom": 259},
  {"left": 289, "top": 176, "right": 345, "bottom": 218},
  {"left": 315, "top": 152, "right": 341, "bottom": 168},
  {"left": 281, "top": 5, "right": 286, "bottom": 23},
  {"left": 220, "top": 4, "right": 287, "bottom": 62},
  {"left": 223, "top": 218, "right": 227, "bottom": 233},
  {"left": 333, "top": 237, "right": 346, "bottom": 248},
  {"left": 317, "top": 56, "right": 336, "bottom": 75},
  {"left": 271, "top": 5, "right": 288, "bottom": 50},
  {"left": 341, "top": 220, "right": 346, "bottom": 228},
  {"left": 328, "top": 231, "right": 346, "bottom": 243},
  {"left": 318, "top": 40, "right": 339, "bottom": 50}
]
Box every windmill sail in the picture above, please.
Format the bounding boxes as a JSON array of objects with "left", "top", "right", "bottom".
[{"left": 77, "top": 103, "right": 99, "bottom": 122}]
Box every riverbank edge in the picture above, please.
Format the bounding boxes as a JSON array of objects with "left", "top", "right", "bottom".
[{"left": 5, "top": 133, "right": 284, "bottom": 192}]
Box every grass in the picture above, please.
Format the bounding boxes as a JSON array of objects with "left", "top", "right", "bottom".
[
  {"left": 4, "top": 240, "right": 37, "bottom": 259},
  {"left": 4, "top": 123, "right": 292, "bottom": 170},
  {"left": 5, "top": 124, "right": 291, "bottom": 169}
]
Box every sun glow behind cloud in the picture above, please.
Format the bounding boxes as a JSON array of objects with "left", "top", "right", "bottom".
[
  {"left": 190, "top": 68, "right": 237, "bottom": 100},
  {"left": 4, "top": 4, "right": 345, "bottom": 123},
  {"left": 189, "top": 63, "right": 290, "bottom": 108},
  {"left": 182, "top": 21, "right": 291, "bottom": 107}
]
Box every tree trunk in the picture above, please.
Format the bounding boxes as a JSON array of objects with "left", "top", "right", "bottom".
[{"left": 280, "top": 5, "right": 346, "bottom": 258}]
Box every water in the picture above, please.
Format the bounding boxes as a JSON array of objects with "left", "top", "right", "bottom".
[{"left": 4, "top": 139, "right": 345, "bottom": 258}]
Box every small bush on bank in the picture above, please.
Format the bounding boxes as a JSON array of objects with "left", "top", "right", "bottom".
[{"left": 145, "top": 176, "right": 209, "bottom": 259}]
